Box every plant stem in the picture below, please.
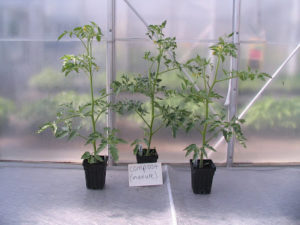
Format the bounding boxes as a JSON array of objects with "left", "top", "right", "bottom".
[
  {"left": 95, "top": 109, "right": 106, "bottom": 123},
  {"left": 215, "top": 75, "right": 239, "bottom": 83},
  {"left": 152, "top": 122, "right": 164, "bottom": 135},
  {"left": 87, "top": 39, "right": 97, "bottom": 156},
  {"left": 57, "top": 114, "right": 81, "bottom": 123},
  {"left": 201, "top": 99, "right": 209, "bottom": 168},
  {"left": 200, "top": 55, "right": 220, "bottom": 168},
  {"left": 158, "top": 67, "right": 178, "bottom": 75},
  {"left": 147, "top": 54, "right": 161, "bottom": 156},
  {"left": 135, "top": 110, "right": 150, "bottom": 128},
  {"left": 78, "top": 134, "right": 88, "bottom": 140}
]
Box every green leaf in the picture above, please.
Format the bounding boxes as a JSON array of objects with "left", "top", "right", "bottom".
[
  {"left": 94, "top": 155, "right": 103, "bottom": 162},
  {"left": 52, "top": 122, "right": 58, "bottom": 135},
  {"left": 133, "top": 144, "right": 139, "bottom": 155},
  {"left": 58, "top": 31, "right": 67, "bottom": 40},
  {"left": 96, "top": 142, "right": 106, "bottom": 154},
  {"left": 89, "top": 156, "right": 95, "bottom": 164},
  {"left": 90, "top": 21, "right": 97, "bottom": 26},
  {"left": 81, "top": 151, "right": 91, "bottom": 159},
  {"left": 37, "top": 122, "right": 52, "bottom": 134},
  {"left": 55, "top": 130, "right": 68, "bottom": 139},
  {"left": 204, "top": 143, "right": 216, "bottom": 152},
  {"left": 183, "top": 144, "right": 198, "bottom": 157},
  {"left": 200, "top": 147, "right": 208, "bottom": 158},
  {"left": 110, "top": 145, "right": 119, "bottom": 162},
  {"left": 192, "top": 151, "right": 199, "bottom": 161},
  {"left": 131, "top": 139, "right": 141, "bottom": 146},
  {"left": 143, "top": 138, "right": 149, "bottom": 147},
  {"left": 68, "top": 130, "right": 77, "bottom": 140}
]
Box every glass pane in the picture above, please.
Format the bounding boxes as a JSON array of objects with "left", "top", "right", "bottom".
[
  {"left": 234, "top": 43, "right": 300, "bottom": 163},
  {"left": 116, "top": 0, "right": 232, "bottom": 41},
  {"left": 240, "top": 0, "right": 299, "bottom": 44},
  {"left": 0, "top": 41, "right": 106, "bottom": 162},
  {"left": 0, "top": 0, "right": 107, "bottom": 39}
]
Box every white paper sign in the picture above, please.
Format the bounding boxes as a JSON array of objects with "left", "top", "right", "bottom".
[{"left": 128, "top": 162, "right": 163, "bottom": 187}]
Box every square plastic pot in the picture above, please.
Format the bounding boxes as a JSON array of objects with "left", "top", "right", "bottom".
[
  {"left": 83, "top": 156, "right": 108, "bottom": 189},
  {"left": 190, "top": 159, "right": 216, "bottom": 194}
]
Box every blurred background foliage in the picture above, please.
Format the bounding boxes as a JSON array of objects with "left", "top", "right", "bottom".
[{"left": 0, "top": 0, "right": 299, "bottom": 163}]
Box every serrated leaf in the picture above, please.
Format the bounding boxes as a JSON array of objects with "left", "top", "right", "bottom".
[
  {"left": 200, "top": 147, "right": 208, "bottom": 158},
  {"left": 81, "top": 151, "right": 91, "bottom": 159},
  {"left": 205, "top": 144, "right": 216, "bottom": 152},
  {"left": 55, "top": 130, "right": 68, "bottom": 139},
  {"left": 110, "top": 146, "right": 119, "bottom": 162},
  {"left": 94, "top": 155, "right": 103, "bottom": 162},
  {"left": 183, "top": 144, "right": 198, "bottom": 157},
  {"left": 89, "top": 157, "right": 95, "bottom": 164},
  {"left": 96, "top": 142, "right": 106, "bottom": 154},
  {"left": 68, "top": 130, "right": 77, "bottom": 140}
]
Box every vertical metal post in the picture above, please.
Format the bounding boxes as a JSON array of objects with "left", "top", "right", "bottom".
[
  {"left": 227, "top": 0, "right": 241, "bottom": 167},
  {"left": 106, "top": 0, "right": 116, "bottom": 166}
]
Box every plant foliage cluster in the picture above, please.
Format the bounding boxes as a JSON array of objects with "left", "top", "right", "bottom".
[
  {"left": 112, "top": 21, "right": 189, "bottom": 156},
  {"left": 180, "top": 35, "right": 270, "bottom": 167},
  {"left": 38, "top": 22, "right": 125, "bottom": 163},
  {"left": 37, "top": 21, "right": 271, "bottom": 167},
  {"left": 112, "top": 23, "right": 270, "bottom": 167}
]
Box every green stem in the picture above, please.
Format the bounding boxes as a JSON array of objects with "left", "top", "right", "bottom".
[
  {"left": 78, "top": 134, "right": 88, "bottom": 140},
  {"left": 57, "top": 114, "right": 81, "bottom": 123},
  {"left": 147, "top": 53, "right": 161, "bottom": 155},
  {"left": 209, "top": 55, "right": 221, "bottom": 92},
  {"left": 152, "top": 122, "right": 164, "bottom": 135},
  {"left": 79, "top": 38, "right": 87, "bottom": 51},
  {"left": 158, "top": 67, "right": 178, "bottom": 75},
  {"left": 215, "top": 75, "right": 239, "bottom": 83},
  {"left": 87, "top": 39, "right": 97, "bottom": 156},
  {"left": 135, "top": 109, "right": 150, "bottom": 128},
  {"left": 200, "top": 55, "right": 221, "bottom": 168},
  {"left": 95, "top": 109, "right": 106, "bottom": 123},
  {"left": 154, "top": 113, "right": 162, "bottom": 118},
  {"left": 200, "top": 99, "right": 209, "bottom": 168}
]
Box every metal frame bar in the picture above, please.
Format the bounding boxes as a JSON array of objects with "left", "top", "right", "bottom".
[
  {"left": 226, "top": 0, "right": 241, "bottom": 167},
  {"left": 106, "top": 0, "right": 116, "bottom": 166}
]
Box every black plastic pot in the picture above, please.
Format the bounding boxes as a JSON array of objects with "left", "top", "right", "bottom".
[
  {"left": 136, "top": 148, "right": 158, "bottom": 163},
  {"left": 82, "top": 156, "right": 108, "bottom": 189},
  {"left": 190, "top": 159, "right": 216, "bottom": 194}
]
